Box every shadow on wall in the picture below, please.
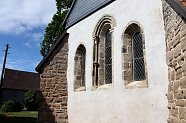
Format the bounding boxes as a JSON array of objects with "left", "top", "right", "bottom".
[
  {"left": 36, "top": 91, "right": 55, "bottom": 123},
  {"left": 37, "top": 78, "right": 68, "bottom": 123}
]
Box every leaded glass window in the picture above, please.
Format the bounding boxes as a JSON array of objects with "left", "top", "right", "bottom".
[{"left": 105, "top": 30, "right": 112, "bottom": 84}]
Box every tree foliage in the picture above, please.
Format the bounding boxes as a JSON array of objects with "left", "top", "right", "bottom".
[
  {"left": 40, "top": 0, "right": 73, "bottom": 56},
  {"left": 56, "top": 0, "right": 72, "bottom": 12},
  {"left": 24, "top": 90, "right": 39, "bottom": 111}
]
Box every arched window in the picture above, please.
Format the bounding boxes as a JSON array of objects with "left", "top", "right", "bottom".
[
  {"left": 105, "top": 30, "right": 112, "bottom": 84},
  {"left": 122, "top": 23, "right": 148, "bottom": 88},
  {"left": 74, "top": 44, "right": 86, "bottom": 91},
  {"left": 92, "top": 16, "right": 115, "bottom": 88}
]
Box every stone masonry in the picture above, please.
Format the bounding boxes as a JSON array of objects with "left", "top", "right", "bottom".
[
  {"left": 162, "top": 1, "right": 186, "bottom": 123},
  {"left": 37, "top": 34, "right": 69, "bottom": 123},
  {"left": 122, "top": 33, "right": 133, "bottom": 85}
]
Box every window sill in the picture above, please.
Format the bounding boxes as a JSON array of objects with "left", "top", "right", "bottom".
[
  {"left": 74, "top": 87, "right": 86, "bottom": 92},
  {"left": 125, "top": 80, "right": 148, "bottom": 89},
  {"left": 92, "top": 84, "right": 113, "bottom": 91}
]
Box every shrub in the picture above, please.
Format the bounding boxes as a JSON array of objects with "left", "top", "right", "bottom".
[
  {"left": 0, "top": 101, "right": 15, "bottom": 112},
  {"left": 24, "top": 90, "right": 39, "bottom": 111},
  {"left": 0, "top": 101, "right": 23, "bottom": 112}
]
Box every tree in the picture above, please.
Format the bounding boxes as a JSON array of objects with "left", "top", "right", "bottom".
[
  {"left": 24, "top": 90, "right": 39, "bottom": 111},
  {"left": 40, "top": 0, "right": 73, "bottom": 56}
]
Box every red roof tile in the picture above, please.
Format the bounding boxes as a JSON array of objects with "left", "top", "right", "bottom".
[
  {"left": 177, "top": 0, "right": 186, "bottom": 6},
  {"left": 2, "top": 68, "right": 40, "bottom": 91}
]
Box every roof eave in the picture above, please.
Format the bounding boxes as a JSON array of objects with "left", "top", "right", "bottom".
[{"left": 62, "top": 0, "right": 77, "bottom": 29}]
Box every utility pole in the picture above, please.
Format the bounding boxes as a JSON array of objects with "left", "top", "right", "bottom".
[{"left": 0, "top": 44, "right": 10, "bottom": 98}]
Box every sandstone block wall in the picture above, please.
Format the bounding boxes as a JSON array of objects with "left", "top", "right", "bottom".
[
  {"left": 38, "top": 35, "right": 69, "bottom": 123},
  {"left": 162, "top": 1, "right": 186, "bottom": 123}
]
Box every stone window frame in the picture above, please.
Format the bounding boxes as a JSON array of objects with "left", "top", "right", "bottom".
[
  {"left": 121, "top": 21, "right": 148, "bottom": 89},
  {"left": 92, "top": 15, "right": 116, "bottom": 90},
  {"left": 73, "top": 44, "right": 86, "bottom": 92}
]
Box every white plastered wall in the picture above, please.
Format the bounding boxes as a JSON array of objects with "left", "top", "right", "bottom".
[{"left": 67, "top": 0, "right": 169, "bottom": 123}]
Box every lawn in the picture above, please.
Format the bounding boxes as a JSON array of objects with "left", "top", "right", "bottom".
[{"left": 0, "top": 111, "right": 38, "bottom": 123}]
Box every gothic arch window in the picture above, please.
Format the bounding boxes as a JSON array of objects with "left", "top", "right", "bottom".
[
  {"left": 74, "top": 44, "right": 86, "bottom": 91},
  {"left": 122, "top": 23, "right": 148, "bottom": 88},
  {"left": 92, "top": 15, "right": 116, "bottom": 89}
]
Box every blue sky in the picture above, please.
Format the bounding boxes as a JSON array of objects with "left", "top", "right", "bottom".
[{"left": 0, "top": 0, "right": 56, "bottom": 73}]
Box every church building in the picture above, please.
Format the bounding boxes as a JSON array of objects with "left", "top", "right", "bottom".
[{"left": 36, "top": 0, "right": 186, "bottom": 123}]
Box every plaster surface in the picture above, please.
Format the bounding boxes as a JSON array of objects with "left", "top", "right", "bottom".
[{"left": 67, "top": 0, "right": 169, "bottom": 122}]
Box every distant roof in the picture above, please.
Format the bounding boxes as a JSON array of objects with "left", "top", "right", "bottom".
[
  {"left": 2, "top": 68, "right": 40, "bottom": 91},
  {"left": 64, "top": 0, "right": 115, "bottom": 29}
]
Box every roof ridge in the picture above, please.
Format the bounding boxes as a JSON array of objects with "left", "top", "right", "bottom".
[{"left": 5, "top": 68, "right": 38, "bottom": 74}]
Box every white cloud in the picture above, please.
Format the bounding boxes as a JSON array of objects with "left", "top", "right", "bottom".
[
  {"left": 32, "top": 32, "right": 43, "bottom": 42},
  {"left": 0, "top": 0, "right": 56, "bottom": 34},
  {"left": 24, "top": 42, "right": 32, "bottom": 48},
  {"left": 24, "top": 32, "right": 44, "bottom": 48},
  {"left": 2, "top": 58, "right": 36, "bottom": 72}
]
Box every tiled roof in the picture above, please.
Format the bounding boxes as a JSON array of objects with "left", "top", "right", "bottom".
[
  {"left": 64, "top": 0, "right": 115, "bottom": 29},
  {"left": 2, "top": 68, "right": 40, "bottom": 91}
]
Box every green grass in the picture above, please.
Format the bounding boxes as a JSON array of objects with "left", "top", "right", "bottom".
[{"left": 0, "top": 111, "right": 38, "bottom": 123}]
